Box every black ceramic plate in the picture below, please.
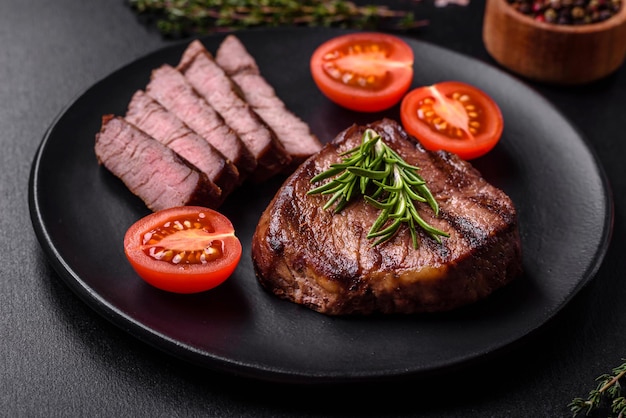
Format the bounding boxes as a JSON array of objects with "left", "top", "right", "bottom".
[{"left": 29, "top": 28, "right": 612, "bottom": 383}]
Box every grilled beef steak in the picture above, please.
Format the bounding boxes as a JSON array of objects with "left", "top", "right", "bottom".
[
  {"left": 177, "top": 40, "right": 291, "bottom": 180},
  {"left": 146, "top": 64, "right": 256, "bottom": 177},
  {"left": 95, "top": 115, "right": 221, "bottom": 212},
  {"left": 215, "top": 35, "right": 322, "bottom": 169},
  {"left": 125, "top": 90, "right": 240, "bottom": 200},
  {"left": 252, "top": 119, "right": 522, "bottom": 315}
]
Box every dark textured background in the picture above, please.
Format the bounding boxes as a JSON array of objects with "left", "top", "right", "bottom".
[{"left": 2, "top": 0, "right": 625, "bottom": 416}]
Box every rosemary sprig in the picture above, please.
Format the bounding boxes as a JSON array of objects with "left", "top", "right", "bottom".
[
  {"left": 128, "top": 0, "right": 427, "bottom": 37},
  {"left": 308, "top": 128, "right": 449, "bottom": 248},
  {"left": 569, "top": 359, "right": 626, "bottom": 417}
]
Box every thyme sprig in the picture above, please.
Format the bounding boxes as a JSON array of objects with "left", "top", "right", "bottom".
[
  {"left": 308, "top": 128, "right": 449, "bottom": 248},
  {"left": 569, "top": 359, "right": 626, "bottom": 417},
  {"left": 128, "top": 0, "right": 426, "bottom": 37}
]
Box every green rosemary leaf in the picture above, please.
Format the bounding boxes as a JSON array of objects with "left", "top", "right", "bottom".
[
  {"left": 339, "top": 143, "right": 364, "bottom": 157},
  {"left": 391, "top": 195, "right": 407, "bottom": 217},
  {"left": 319, "top": 182, "right": 346, "bottom": 196},
  {"left": 402, "top": 183, "right": 428, "bottom": 202},
  {"left": 368, "top": 208, "right": 390, "bottom": 236},
  {"left": 400, "top": 168, "right": 426, "bottom": 186},
  {"left": 367, "top": 217, "right": 401, "bottom": 239},
  {"left": 335, "top": 172, "right": 356, "bottom": 185},
  {"left": 416, "top": 183, "right": 439, "bottom": 215},
  {"left": 347, "top": 166, "right": 391, "bottom": 180},
  {"left": 344, "top": 176, "right": 359, "bottom": 201},
  {"left": 373, "top": 180, "right": 403, "bottom": 193},
  {"left": 308, "top": 179, "right": 341, "bottom": 195},
  {"left": 407, "top": 204, "right": 442, "bottom": 239},
  {"left": 310, "top": 128, "right": 449, "bottom": 248},
  {"left": 363, "top": 195, "right": 392, "bottom": 210},
  {"left": 309, "top": 166, "right": 344, "bottom": 183},
  {"left": 388, "top": 151, "right": 421, "bottom": 170},
  {"left": 323, "top": 190, "right": 344, "bottom": 211}
]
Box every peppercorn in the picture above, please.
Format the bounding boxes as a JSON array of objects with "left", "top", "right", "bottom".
[
  {"left": 544, "top": 7, "right": 559, "bottom": 20},
  {"left": 550, "top": 0, "right": 562, "bottom": 9},
  {"left": 508, "top": 0, "right": 622, "bottom": 24},
  {"left": 571, "top": 5, "right": 586, "bottom": 17}
]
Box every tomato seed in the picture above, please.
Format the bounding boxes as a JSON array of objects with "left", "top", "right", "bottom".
[
  {"left": 417, "top": 90, "right": 485, "bottom": 139},
  {"left": 321, "top": 41, "right": 394, "bottom": 90},
  {"left": 141, "top": 214, "right": 224, "bottom": 265}
]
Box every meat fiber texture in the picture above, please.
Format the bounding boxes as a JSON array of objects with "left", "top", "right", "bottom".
[
  {"left": 125, "top": 90, "right": 240, "bottom": 201},
  {"left": 145, "top": 64, "right": 256, "bottom": 179},
  {"left": 95, "top": 36, "right": 322, "bottom": 213},
  {"left": 215, "top": 35, "right": 322, "bottom": 169},
  {"left": 176, "top": 40, "right": 291, "bottom": 181},
  {"left": 252, "top": 119, "right": 523, "bottom": 315},
  {"left": 95, "top": 115, "right": 221, "bottom": 212}
]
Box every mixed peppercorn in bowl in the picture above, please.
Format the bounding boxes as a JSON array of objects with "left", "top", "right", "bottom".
[{"left": 483, "top": 0, "right": 626, "bottom": 84}]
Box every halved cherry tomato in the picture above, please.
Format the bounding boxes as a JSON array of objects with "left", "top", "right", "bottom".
[
  {"left": 310, "top": 32, "right": 414, "bottom": 112},
  {"left": 123, "top": 206, "right": 242, "bottom": 294},
  {"left": 400, "top": 81, "right": 504, "bottom": 160}
]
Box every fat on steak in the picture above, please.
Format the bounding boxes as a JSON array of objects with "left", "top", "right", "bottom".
[
  {"left": 125, "top": 90, "right": 240, "bottom": 200},
  {"left": 145, "top": 64, "right": 256, "bottom": 178},
  {"left": 251, "top": 119, "right": 522, "bottom": 315},
  {"left": 95, "top": 115, "right": 222, "bottom": 212},
  {"left": 215, "top": 35, "right": 322, "bottom": 169},
  {"left": 177, "top": 40, "right": 292, "bottom": 181}
]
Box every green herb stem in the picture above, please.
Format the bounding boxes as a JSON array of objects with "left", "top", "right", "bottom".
[
  {"left": 569, "top": 359, "right": 626, "bottom": 417},
  {"left": 128, "top": 0, "right": 427, "bottom": 37},
  {"left": 308, "top": 128, "right": 449, "bottom": 248}
]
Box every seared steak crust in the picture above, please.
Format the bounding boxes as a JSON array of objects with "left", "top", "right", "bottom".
[
  {"left": 251, "top": 119, "right": 522, "bottom": 315},
  {"left": 95, "top": 115, "right": 221, "bottom": 212}
]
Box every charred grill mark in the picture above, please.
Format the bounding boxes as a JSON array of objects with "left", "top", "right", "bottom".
[
  {"left": 443, "top": 212, "right": 490, "bottom": 249},
  {"left": 420, "top": 226, "right": 453, "bottom": 259},
  {"left": 469, "top": 193, "right": 518, "bottom": 224},
  {"left": 267, "top": 184, "right": 295, "bottom": 254},
  {"left": 268, "top": 236, "right": 284, "bottom": 253},
  {"left": 252, "top": 119, "right": 522, "bottom": 315},
  {"left": 438, "top": 192, "right": 515, "bottom": 252}
]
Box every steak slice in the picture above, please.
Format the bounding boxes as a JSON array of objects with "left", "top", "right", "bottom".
[
  {"left": 252, "top": 119, "right": 522, "bottom": 315},
  {"left": 145, "top": 64, "right": 256, "bottom": 178},
  {"left": 215, "top": 35, "right": 322, "bottom": 170},
  {"left": 95, "top": 115, "right": 221, "bottom": 212},
  {"left": 177, "top": 40, "right": 292, "bottom": 181},
  {"left": 125, "top": 90, "right": 240, "bottom": 201}
]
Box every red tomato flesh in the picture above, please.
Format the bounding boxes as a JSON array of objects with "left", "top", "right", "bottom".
[
  {"left": 310, "top": 32, "right": 414, "bottom": 112},
  {"left": 123, "top": 206, "right": 242, "bottom": 294},
  {"left": 400, "top": 81, "right": 504, "bottom": 160}
]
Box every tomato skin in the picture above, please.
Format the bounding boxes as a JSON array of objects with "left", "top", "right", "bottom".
[
  {"left": 123, "top": 206, "right": 242, "bottom": 294},
  {"left": 310, "top": 32, "right": 414, "bottom": 112},
  {"left": 400, "top": 81, "right": 504, "bottom": 160}
]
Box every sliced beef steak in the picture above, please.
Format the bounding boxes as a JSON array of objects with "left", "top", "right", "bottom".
[
  {"left": 252, "top": 119, "right": 522, "bottom": 315},
  {"left": 215, "top": 35, "right": 322, "bottom": 169},
  {"left": 95, "top": 115, "right": 221, "bottom": 212},
  {"left": 125, "top": 90, "right": 240, "bottom": 201},
  {"left": 177, "top": 40, "right": 291, "bottom": 181},
  {"left": 145, "top": 64, "right": 256, "bottom": 178}
]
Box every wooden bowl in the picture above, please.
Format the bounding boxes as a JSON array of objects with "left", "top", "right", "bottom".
[{"left": 482, "top": 0, "right": 626, "bottom": 84}]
